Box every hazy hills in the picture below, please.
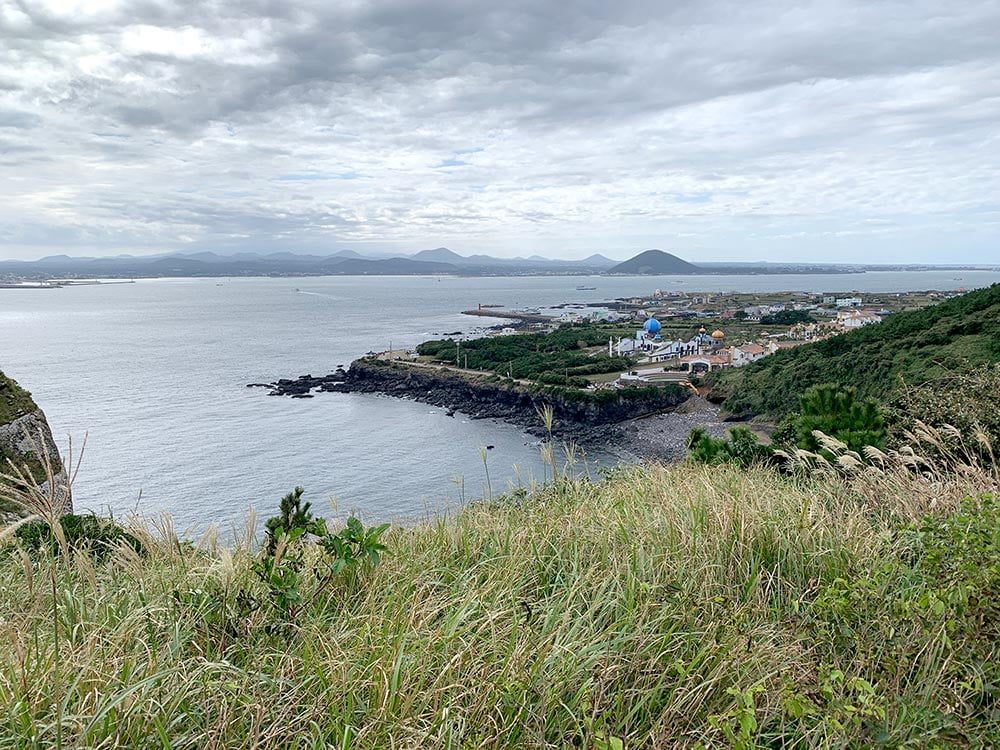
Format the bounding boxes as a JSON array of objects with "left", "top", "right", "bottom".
[
  {"left": 1, "top": 247, "right": 990, "bottom": 280},
  {"left": 0, "top": 247, "right": 621, "bottom": 279}
]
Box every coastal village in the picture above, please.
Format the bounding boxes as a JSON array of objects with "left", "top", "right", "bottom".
[
  {"left": 419, "top": 287, "right": 959, "bottom": 392},
  {"left": 264, "top": 286, "right": 958, "bottom": 405},
  {"left": 267, "top": 286, "right": 964, "bottom": 412}
]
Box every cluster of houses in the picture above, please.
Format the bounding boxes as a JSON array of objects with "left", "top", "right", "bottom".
[
  {"left": 623, "top": 289, "right": 894, "bottom": 327},
  {"left": 603, "top": 300, "right": 888, "bottom": 388},
  {"left": 609, "top": 322, "right": 782, "bottom": 378},
  {"left": 555, "top": 308, "right": 630, "bottom": 324}
]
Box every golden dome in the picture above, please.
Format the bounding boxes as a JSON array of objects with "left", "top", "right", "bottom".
[
  {"left": 711, "top": 329, "right": 725, "bottom": 339},
  {"left": 698, "top": 326, "right": 706, "bottom": 333}
]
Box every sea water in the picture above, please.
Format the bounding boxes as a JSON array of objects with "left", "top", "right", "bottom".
[{"left": 2, "top": 270, "right": 997, "bottom": 533}]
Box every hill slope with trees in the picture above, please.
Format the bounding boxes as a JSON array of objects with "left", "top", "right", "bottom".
[{"left": 716, "top": 283, "right": 1000, "bottom": 419}]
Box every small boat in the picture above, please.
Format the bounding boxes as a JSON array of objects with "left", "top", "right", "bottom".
[{"left": 576, "top": 285, "right": 597, "bottom": 291}]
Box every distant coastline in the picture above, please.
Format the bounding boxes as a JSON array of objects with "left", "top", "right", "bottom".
[{"left": 2, "top": 246, "right": 996, "bottom": 282}]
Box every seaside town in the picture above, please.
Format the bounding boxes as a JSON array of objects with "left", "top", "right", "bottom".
[{"left": 389, "top": 287, "right": 962, "bottom": 392}]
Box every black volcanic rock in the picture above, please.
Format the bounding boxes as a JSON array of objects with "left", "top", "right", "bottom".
[
  {"left": 605, "top": 250, "right": 701, "bottom": 275},
  {"left": 314, "top": 359, "right": 690, "bottom": 434}
]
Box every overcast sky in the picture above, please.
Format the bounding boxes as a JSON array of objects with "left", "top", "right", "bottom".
[{"left": 1, "top": 0, "right": 998, "bottom": 262}]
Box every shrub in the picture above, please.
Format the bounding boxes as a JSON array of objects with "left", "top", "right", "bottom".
[
  {"left": 689, "top": 385, "right": 885, "bottom": 467},
  {"left": 686, "top": 426, "right": 777, "bottom": 468},
  {"left": 255, "top": 488, "right": 389, "bottom": 619},
  {"left": 793, "top": 383, "right": 886, "bottom": 454},
  {"left": 759, "top": 309, "right": 814, "bottom": 325},
  {"left": 887, "top": 364, "right": 1000, "bottom": 465},
  {"left": 15, "top": 513, "right": 144, "bottom": 561}
]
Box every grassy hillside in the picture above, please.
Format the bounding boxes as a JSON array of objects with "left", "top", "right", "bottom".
[
  {"left": 0, "top": 370, "right": 38, "bottom": 425},
  {"left": 1, "top": 450, "right": 998, "bottom": 747},
  {"left": 717, "top": 283, "right": 1000, "bottom": 418}
]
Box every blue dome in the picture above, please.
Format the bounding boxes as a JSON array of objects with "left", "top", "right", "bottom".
[{"left": 643, "top": 317, "right": 661, "bottom": 334}]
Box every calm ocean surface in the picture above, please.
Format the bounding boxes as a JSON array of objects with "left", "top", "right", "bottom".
[{"left": 2, "top": 270, "right": 998, "bottom": 535}]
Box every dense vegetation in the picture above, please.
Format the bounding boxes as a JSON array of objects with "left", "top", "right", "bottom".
[
  {"left": 0, "top": 370, "right": 37, "bottom": 425},
  {"left": 888, "top": 363, "right": 1000, "bottom": 461},
  {"left": 716, "top": 284, "right": 1000, "bottom": 418},
  {"left": 15, "top": 513, "right": 144, "bottom": 561},
  {"left": 0, "top": 437, "right": 997, "bottom": 747},
  {"left": 758, "top": 309, "right": 814, "bottom": 325},
  {"left": 417, "top": 323, "right": 633, "bottom": 386},
  {"left": 688, "top": 384, "right": 887, "bottom": 467}
]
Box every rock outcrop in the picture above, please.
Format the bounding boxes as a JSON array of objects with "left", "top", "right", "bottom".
[
  {"left": 278, "top": 359, "right": 692, "bottom": 436},
  {"left": 0, "top": 370, "right": 71, "bottom": 517}
]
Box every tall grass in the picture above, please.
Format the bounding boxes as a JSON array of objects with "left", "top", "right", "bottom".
[{"left": 0, "top": 431, "right": 997, "bottom": 748}]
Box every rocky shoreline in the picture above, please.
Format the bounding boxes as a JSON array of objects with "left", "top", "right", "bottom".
[{"left": 252, "top": 358, "right": 743, "bottom": 459}]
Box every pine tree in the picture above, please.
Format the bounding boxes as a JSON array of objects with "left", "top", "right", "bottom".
[{"left": 794, "top": 383, "right": 886, "bottom": 454}]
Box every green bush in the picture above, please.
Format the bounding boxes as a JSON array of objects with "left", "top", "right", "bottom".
[
  {"left": 15, "top": 514, "right": 144, "bottom": 561},
  {"left": 792, "top": 383, "right": 886, "bottom": 454},
  {"left": 759, "top": 309, "right": 814, "bottom": 325},
  {"left": 887, "top": 363, "right": 1000, "bottom": 464},
  {"left": 256, "top": 487, "right": 389, "bottom": 620},
  {"left": 686, "top": 426, "right": 777, "bottom": 468},
  {"left": 689, "top": 384, "right": 885, "bottom": 467}
]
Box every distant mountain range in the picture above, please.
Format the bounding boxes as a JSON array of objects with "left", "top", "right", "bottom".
[
  {"left": 0, "top": 247, "right": 621, "bottom": 279},
  {"left": 0, "top": 247, "right": 993, "bottom": 280}
]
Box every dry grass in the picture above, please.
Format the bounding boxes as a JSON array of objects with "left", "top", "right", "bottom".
[{"left": 0, "top": 432, "right": 997, "bottom": 748}]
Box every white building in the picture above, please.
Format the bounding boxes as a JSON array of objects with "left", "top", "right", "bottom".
[
  {"left": 835, "top": 297, "right": 863, "bottom": 308},
  {"left": 837, "top": 310, "right": 882, "bottom": 329},
  {"left": 611, "top": 337, "right": 641, "bottom": 356},
  {"left": 731, "top": 343, "right": 767, "bottom": 367}
]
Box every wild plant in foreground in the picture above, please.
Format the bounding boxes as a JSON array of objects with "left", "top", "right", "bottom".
[
  {"left": 0, "top": 435, "right": 997, "bottom": 747},
  {"left": 252, "top": 487, "right": 389, "bottom": 621},
  {"left": 777, "top": 422, "right": 999, "bottom": 518},
  {"left": 0, "top": 430, "right": 83, "bottom": 750}
]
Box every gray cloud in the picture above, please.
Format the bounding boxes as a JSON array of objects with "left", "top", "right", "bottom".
[{"left": 0, "top": 0, "right": 998, "bottom": 261}]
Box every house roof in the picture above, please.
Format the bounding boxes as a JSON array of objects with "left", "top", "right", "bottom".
[
  {"left": 679, "top": 354, "right": 730, "bottom": 364},
  {"left": 738, "top": 344, "right": 766, "bottom": 355}
]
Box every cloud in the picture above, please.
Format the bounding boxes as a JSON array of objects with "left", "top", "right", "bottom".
[{"left": 0, "top": 0, "right": 998, "bottom": 262}]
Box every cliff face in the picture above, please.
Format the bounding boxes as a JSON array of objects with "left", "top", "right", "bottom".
[
  {"left": 332, "top": 359, "right": 691, "bottom": 434},
  {"left": 0, "top": 370, "right": 71, "bottom": 516}
]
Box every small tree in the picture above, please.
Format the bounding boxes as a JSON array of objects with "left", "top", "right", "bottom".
[
  {"left": 686, "top": 426, "right": 776, "bottom": 468},
  {"left": 264, "top": 486, "right": 324, "bottom": 554},
  {"left": 794, "top": 384, "right": 886, "bottom": 454}
]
